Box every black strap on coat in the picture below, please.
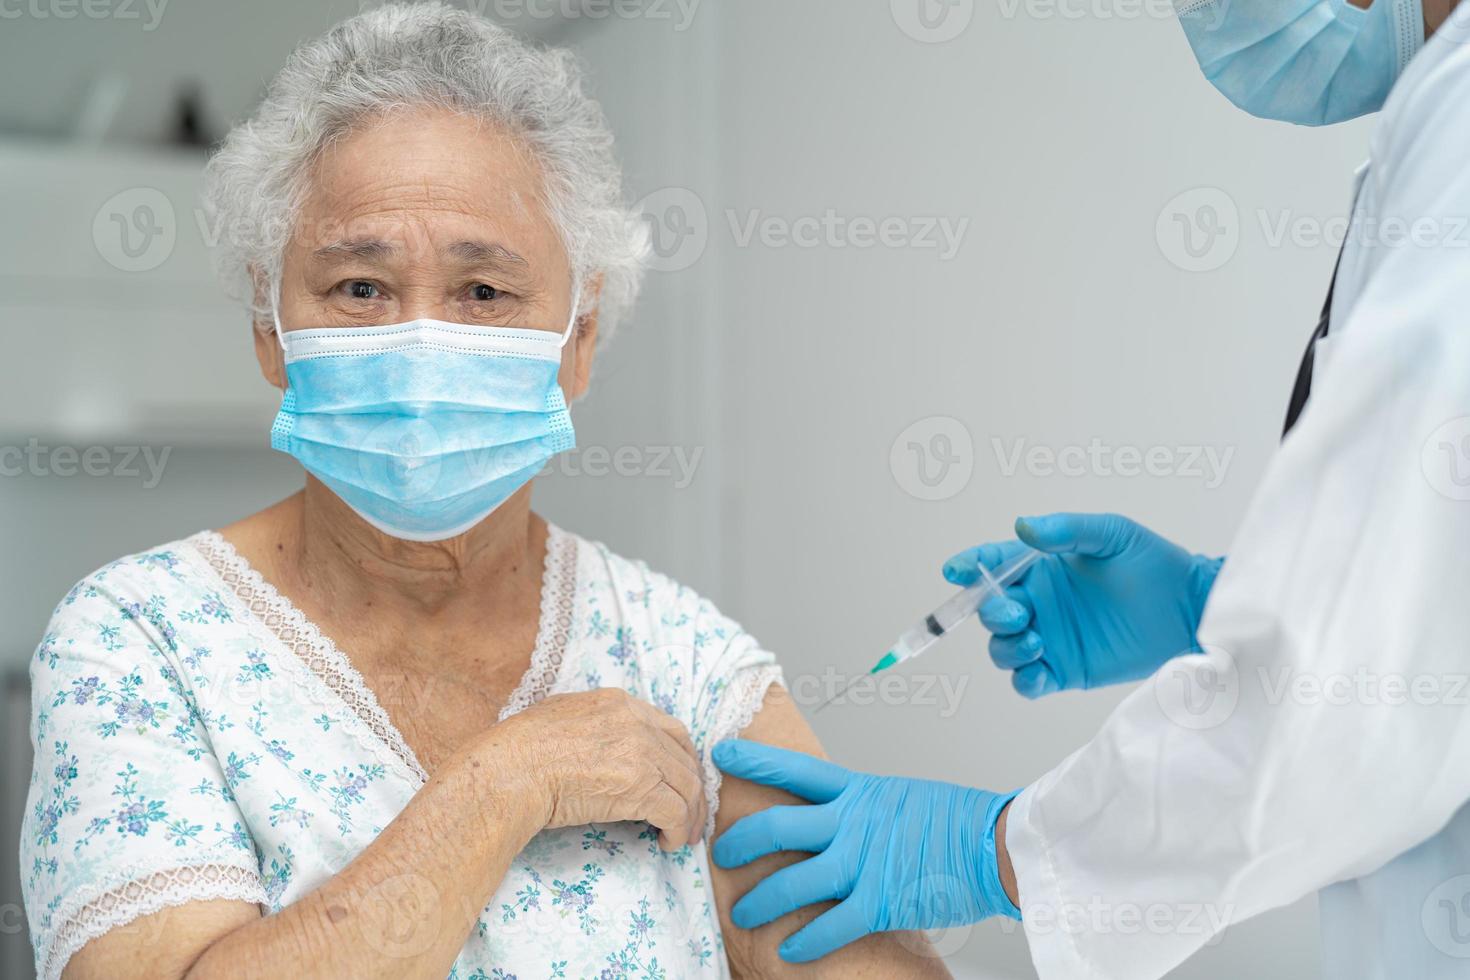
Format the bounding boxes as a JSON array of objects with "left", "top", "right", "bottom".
[{"left": 1282, "top": 248, "right": 1346, "bottom": 438}]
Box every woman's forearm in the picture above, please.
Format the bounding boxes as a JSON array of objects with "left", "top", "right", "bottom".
[{"left": 186, "top": 730, "right": 545, "bottom": 980}]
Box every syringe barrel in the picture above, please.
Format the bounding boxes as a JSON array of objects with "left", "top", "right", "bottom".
[{"left": 928, "top": 548, "right": 1042, "bottom": 636}]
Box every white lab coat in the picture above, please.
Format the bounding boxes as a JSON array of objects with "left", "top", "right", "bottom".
[{"left": 1006, "top": 27, "right": 1470, "bottom": 980}]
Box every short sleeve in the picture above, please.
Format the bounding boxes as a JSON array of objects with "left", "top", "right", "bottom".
[
  {"left": 681, "top": 596, "right": 785, "bottom": 839},
  {"left": 21, "top": 566, "right": 266, "bottom": 980}
]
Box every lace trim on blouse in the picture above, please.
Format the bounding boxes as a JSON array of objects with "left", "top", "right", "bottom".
[
  {"left": 700, "top": 664, "right": 784, "bottom": 841},
  {"left": 499, "top": 525, "right": 578, "bottom": 721},
  {"left": 39, "top": 863, "right": 267, "bottom": 980},
  {"left": 187, "top": 529, "right": 431, "bottom": 784},
  {"left": 186, "top": 524, "right": 578, "bottom": 784}
]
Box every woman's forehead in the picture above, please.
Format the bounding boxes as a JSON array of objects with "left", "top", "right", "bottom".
[{"left": 293, "top": 109, "right": 560, "bottom": 262}]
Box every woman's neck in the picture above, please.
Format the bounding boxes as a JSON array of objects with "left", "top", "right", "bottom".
[{"left": 249, "top": 481, "right": 545, "bottom": 620}]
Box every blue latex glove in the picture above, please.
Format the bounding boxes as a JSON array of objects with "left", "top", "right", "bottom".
[
  {"left": 943, "top": 512, "right": 1223, "bottom": 698},
  {"left": 711, "top": 739, "right": 1018, "bottom": 963}
]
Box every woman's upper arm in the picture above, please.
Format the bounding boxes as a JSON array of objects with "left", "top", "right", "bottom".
[
  {"left": 22, "top": 566, "right": 267, "bottom": 980},
  {"left": 709, "top": 685, "right": 951, "bottom": 980},
  {"left": 63, "top": 899, "right": 259, "bottom": 980}
]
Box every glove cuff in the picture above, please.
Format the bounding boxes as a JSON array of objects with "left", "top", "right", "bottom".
[{"left": 976, "top": 789, "right": 1023, "bottom": 920}]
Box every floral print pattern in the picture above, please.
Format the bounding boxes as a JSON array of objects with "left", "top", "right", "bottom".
[{"left": 21, "top": 525, "right": 781, "bottom": 980}]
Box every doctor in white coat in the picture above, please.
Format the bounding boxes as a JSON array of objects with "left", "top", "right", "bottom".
[{"left": 709, "top": 0, "right": 1470, "bottom": 976}]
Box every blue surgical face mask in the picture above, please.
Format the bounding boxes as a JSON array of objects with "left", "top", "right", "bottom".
[
  {"left": 269, "top": 296, "right": 579, "bottom": 542},
  {"left": 1178, "top": 0, "right": 1424, "bottom": 125}
]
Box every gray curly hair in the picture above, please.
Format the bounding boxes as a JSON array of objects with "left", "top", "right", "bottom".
[{"left": 202, "top": 1, "right": 648, "bottom": 339}]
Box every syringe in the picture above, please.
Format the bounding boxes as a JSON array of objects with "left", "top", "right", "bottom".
[{"left": 815, "top": 547, "right": 1042, "bottom": 712}]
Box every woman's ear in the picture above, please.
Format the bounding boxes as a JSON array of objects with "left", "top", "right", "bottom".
[
  {"left": 566, "top": 275, "right": 603, "bottom": 402},
  {"left": 249, "top": 265, "right": 286, "bottom": 390},
  {"left": 253, "top": 318, "right": 286, "bottom": 390}
]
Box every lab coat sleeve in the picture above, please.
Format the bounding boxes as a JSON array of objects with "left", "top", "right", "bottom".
[{"left": 1005, "top": 43, "right": 1470, "bottom": 980}]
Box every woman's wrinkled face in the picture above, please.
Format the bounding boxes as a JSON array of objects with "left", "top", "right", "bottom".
[{"left": 257, "top": 107, "right": 596, "bottom": 398}]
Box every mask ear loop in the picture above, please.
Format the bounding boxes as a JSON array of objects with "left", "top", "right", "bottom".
[
  {"left": 269, "top": 278, "right": 284, "bottom": 339},
  {"left": 557, "top": 279, "right": 582, "bottom": 349}
]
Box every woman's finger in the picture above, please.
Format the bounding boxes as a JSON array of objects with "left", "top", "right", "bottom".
[
  {"left": 650, "top": 735, "right": 706, "bottom": 846},
  {"left": 641, "top": 781, "right": 696, "bottom": 850}
]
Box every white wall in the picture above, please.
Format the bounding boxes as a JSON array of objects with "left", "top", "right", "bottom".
[
  {"left": 1, "top": 1, "right": 1384, "bottom": 976},
  {"left": 572, "top": 2, "right": 1376, "bottom": 977}
]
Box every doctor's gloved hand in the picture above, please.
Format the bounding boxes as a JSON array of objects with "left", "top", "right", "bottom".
[
  {"left": 944, "top": 513, "right": 1222, "bottom": 698},
  {"left": 711, "top": 739, "right": 1019, "bottom": 963}
]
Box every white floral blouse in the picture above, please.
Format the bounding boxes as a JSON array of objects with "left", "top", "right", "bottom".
[{"left": 20, "top": 524, "right": 782, "bottom": 980}]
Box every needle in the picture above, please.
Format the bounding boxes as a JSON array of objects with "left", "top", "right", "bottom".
[{"left": 814, "top": 671, "right": 878, "bottom": 713}]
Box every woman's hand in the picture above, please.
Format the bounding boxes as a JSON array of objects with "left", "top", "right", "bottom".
[{"left": 496, "top": 687, "right": 708, "bottom": 850}]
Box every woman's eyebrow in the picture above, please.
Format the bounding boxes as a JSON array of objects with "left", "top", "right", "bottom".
[
  {"left": 443, "top": 239, "right": 530, "bottom": 270},
  {"left": 311, "top": 239, "right": 398, "bottom": 263}
]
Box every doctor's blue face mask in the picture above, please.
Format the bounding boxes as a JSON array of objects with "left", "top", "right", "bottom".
[
  {"left": 267, "top": 294, "right": 580, "bottom": 542},
  {"left": 1177, "top": 0, "right": 1424, "bottom": 125}
]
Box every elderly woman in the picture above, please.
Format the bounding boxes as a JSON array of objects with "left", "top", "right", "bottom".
[{"left": 19, "top": 5, "right": 949, "bottom": 980}]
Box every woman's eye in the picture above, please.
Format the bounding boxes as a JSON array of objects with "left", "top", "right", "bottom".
[
  {"left": 346, "top": 281, "right": 379, "bottom": 300},
  {"left": 470, "top": 283, "right": 500, "bottom": 302}
]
